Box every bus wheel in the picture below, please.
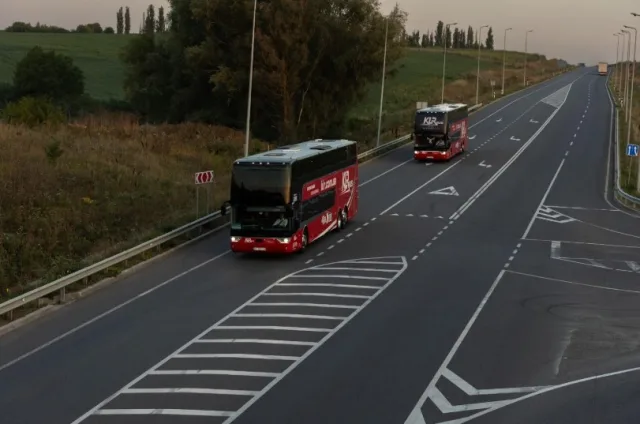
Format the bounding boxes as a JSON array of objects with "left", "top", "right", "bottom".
[
  {"left": 298, "top": 229, "right": 308, "bottom": 253},
  {"left": 337, "top": 209, "right": 346, "bottom": 231},
  {"left": 340, "top": 208, "right": 348, "bottom": 228}
]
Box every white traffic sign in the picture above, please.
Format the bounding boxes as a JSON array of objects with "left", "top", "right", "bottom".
[
  {"left": 429, "top": 186, "right": 459, "bottom": 196},
  {"left": 627, "top": 144, "right": 639, "bottom": 157},
  {"left": 195, "top": 170, "right": 215, "bottom": 184}
]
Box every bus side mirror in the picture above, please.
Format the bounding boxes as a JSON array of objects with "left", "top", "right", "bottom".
[{"left": 220, "top": 201, "right": 230, "bottom": 216}]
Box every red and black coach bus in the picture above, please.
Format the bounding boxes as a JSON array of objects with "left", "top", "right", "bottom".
[
  {"left": 412, "top": 103, "right": 469, "bottom": 161},
  {"left": 224, "top": 139, "right": 359, "bottom": 254}
]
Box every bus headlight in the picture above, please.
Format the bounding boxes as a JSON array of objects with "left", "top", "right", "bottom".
[
  {"left": 277, "top": 238, "right": 290, "bottom": 244},
  {"left": 231, "top": 236, "right": 240, "bottom": 242}
]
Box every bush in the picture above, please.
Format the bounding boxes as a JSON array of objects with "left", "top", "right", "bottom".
[
  {"left": 2, "top": 97, "right": 66, "bottom": 127},
  {"left": 13, "top": 46, "right": 85, "bottom": 104}
]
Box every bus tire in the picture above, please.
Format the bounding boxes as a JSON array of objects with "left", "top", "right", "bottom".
[
  {"left": 337, "top": 209, "right": 344, "bottom": 231},
  {"left": 298, "top": 228, "right": 308, "bottom": 253},
  {"left": 341, "top": 208, "right": 348, "bottom": 228}
]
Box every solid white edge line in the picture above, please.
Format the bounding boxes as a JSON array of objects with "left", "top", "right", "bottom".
[
  {"left": 506, "top": 269, "right": 640, "bottom": 295},
  {"left": 0, "top": 249, "right": 232, "bottom": 374},
  {"left": 403, "top": 270, "right": 507, "bottom": 424},
  {"left": 521, "top": 158, "right": 567, "bottom": 239}
]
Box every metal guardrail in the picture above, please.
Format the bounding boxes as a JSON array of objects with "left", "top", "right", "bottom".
[
  {"left": 607, "top": 75, "right": 640, "bottom": 211},
  {"left": 0, "top": 132, "right": 420, "bottom": 317}
]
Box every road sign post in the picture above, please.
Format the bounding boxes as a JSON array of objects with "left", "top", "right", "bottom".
[
  {"left": 625, "top": 144, "right": 639, "bottom": 188},
  {"left": 490, "top": 80, "right": 496, "bottom": 99},
  {"left": 194, "top": 170, "right": 215, "bottom": 218}
]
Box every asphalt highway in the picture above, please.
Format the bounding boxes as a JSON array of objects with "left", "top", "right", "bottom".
[{"left": 2, "top": 66, "right": 638, "bottom": 424}]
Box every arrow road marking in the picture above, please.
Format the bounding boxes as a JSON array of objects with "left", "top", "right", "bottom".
[
  {"left": 496, "top": 117, "right": 503, "bottom": 122},
  {"left": 469, "top": 135, "right": 476, "bottom": 140},
  {"left": 478, "top": 160, "right": 492, "bottom": 168},
  {"left": 429, "top": 186, "right": 459, "bottom": 196},
  {"left": 510, "top": 136, "right": 521, "bottom": 141},
  {"left": 530, "top": 118, "right": 539, "bottom": 123}
]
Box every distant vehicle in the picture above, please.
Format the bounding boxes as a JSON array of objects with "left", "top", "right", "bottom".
[
  {"left": 598, "top": 62, "right": 608, "bottom": 76},
  {"left": 412, "top": 103, "right": 469, "bottom": 161},
  {"left": 224, "top": 139, "right": 358, "bottom": 254}
]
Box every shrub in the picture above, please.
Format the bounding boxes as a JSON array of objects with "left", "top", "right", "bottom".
[{"left": 2, "top": 97, "right": 66, "bottom": 127}]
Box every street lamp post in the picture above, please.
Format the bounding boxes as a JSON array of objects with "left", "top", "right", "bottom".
[
  {"left": 244, "top": 0, "right": 258, "bottom": 157},
  {"left": 623, "top": 25, "right": 637, "bottom": 126},
  {"left": 622, "top": 30, "right": 631, "bottom": 115},
  {"left": 476, "top": 25, "right": 489, "bottom": 105},
  {"left": 614, "top": 33, "right": 621, "bottom": 94},
  {"left": 523, "top": 29, "right": 533, "bottom": 87},
  {"left": 376, "top": 17, "right": 389, "bottom": 148},
  {"left": 441, "top": 22, "right": 457, "bottom": 103},
  {"left": 501, "top": 27, "right": 512, "bottom": 95},
  {"left": 628, "top": 12, "right": 640, "bottom": 190}
]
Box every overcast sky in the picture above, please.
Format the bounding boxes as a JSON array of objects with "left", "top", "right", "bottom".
[{"left": 1, "top": 0, "right": 637, "bottom": 65}]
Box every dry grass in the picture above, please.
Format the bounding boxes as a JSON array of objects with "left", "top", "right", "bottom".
[{"left": 0, "top": 116, "right": 269, "bottom": 299}]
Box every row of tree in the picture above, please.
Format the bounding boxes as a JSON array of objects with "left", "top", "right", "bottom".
[
  {"left": 407, "top": 22, "right": 494, "bottom": 50},
  {"left": 5, "top": 21, "right": 116, "bottom": 34}
]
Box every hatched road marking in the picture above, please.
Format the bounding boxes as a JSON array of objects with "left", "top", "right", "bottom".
[{"left": 71, "top": 257, "right": 408, "bottom": 424}]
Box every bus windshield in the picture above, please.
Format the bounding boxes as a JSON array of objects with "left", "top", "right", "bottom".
[
  {"left": 231, "top": 207, "right": 292, "bottom": 232},
  {"left": 230, "top": 165, "right": 291, "bottom": 207},
  {"left": 414, "top": 133, "right": 448, "bottom": 151}
]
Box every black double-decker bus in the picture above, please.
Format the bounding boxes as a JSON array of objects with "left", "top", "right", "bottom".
[{"left": 412, "top": 103, "right": 469, "bottom": 161}]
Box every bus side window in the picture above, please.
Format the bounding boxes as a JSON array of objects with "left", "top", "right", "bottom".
[{"left": 301, "top": 188, "right": 336, "bottom": 221}]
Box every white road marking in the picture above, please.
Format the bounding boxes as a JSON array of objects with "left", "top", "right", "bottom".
[
  {"left": 442, "top": 368, "right": 548, "bottom": 396},
  {"left": 507, "top": 270, "right": 640, "bottom": 296},
  {"left": 450, "top": 87, "right": 571, "bottom": 222},
  {"left": 95, "top": 409, "right": 233, "bottom": 417},
  {"left": 360, "top": 158, "right": 414, "bottom": 187},
  {"left": 122, "top": 388, "right": 258, "bottom": 396},
  {"left": 521, "top": 159, "right": 566, "bottom": 238},
  {"left": 510, "top": 136, "right": 521, "bottom": 141},
  {"left": 429, "top": 186, "right": 459, "bottom": 196},
  {"left": 71, "top": 257, "right": 409, "bottom": 424},
  {"left": 403, "top": 270, "right": 507, "bottom": 424}
]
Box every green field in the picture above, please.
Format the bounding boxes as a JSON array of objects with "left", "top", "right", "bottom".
[
  {"left": 0, "top": 31, "right": 562, "bottom": 109},
  {"left": 0, "top": 32, "right": 133, "bottom": 100}
]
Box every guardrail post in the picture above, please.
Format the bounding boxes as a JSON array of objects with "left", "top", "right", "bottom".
[{"left": 60, "top": 287, "right": 66, "bottom": 303}]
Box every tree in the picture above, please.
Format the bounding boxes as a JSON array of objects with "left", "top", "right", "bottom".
[
  {"left": 421, "top": 32, "right": 428, "bottom": 48},
  {"left": 467, "top": 26, "right": 474, "bottom": 48},
  {"left": 486, "top": 26, "right": 494, "bottom": 49},
  {"left": 13, "top": 46, "right": 84, "bottom": 104},
  {"left": 117, "top": 7, "right": 124, "bottom": 34},
  {"left": 452, "top": 28, "right": 459, "bottom": 48},
  {"left": 105, "top": 26, "right": 115, "bottom": 34},
  {"left": 157, "top": 6, "right": 166, "bottom": 33},
  {"left": 125, "top": 6, "right": 131, "bottom": 34},
  {"left": 429, "top": 32, "right": 434, "bottom": 47},
  {"left": 122, "top": 0, "right": 407, "bottom": 142},
  {"left": 445, "top": 25, "right": 452, "bottom": 48},
  {"left": 460, "top": 31, "right": 465, "bottom": 48},
  {"left": 435, "top": 20, "right": 443, "bottom": 46},
  {"left": 144, "top": 5, "right": 156, "bottom": 35}
]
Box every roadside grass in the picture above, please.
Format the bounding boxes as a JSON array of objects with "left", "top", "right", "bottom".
[
  {"left": 0, "top": 34, "right": 572, "bottom": 319},
  {"left": 609, "top": 75, "right": 640, "bottom": 198}
]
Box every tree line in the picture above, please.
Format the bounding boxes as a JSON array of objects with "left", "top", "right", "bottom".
[
  {"left": 4, "top": 4, "right": 167, "bottom": 35},
  {"left": 5, "top": 21, "right": 117, "bottom": 34},
  {"left": 120, "top": 0, "right": 408, "bottom": 143},
  {"left": 406, "top": 21, "right": 494, "bottom": 50}
]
